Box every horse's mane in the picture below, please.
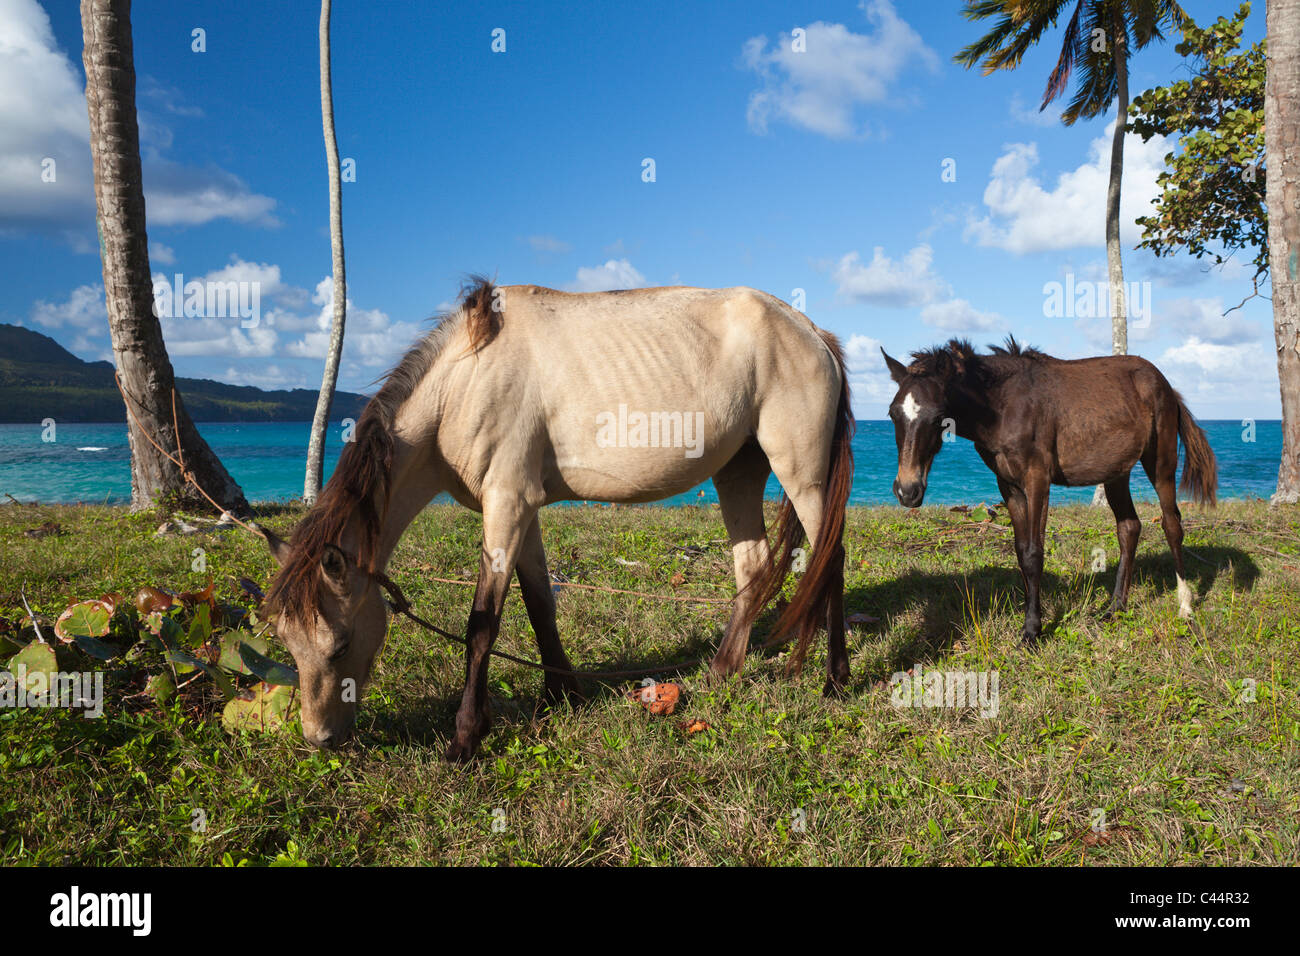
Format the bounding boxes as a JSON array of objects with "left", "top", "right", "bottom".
[
  {"left": 266, "top": 275, "right": 499, "bottom": 622},
  {"left": 908, "top": 335, "right": 1050, "bottom": 385}
]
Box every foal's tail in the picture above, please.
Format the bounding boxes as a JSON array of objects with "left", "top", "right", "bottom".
[
  {"left": 1176, "top": 394, "right": 1218, "bottom": 507},
  {"left": 746, "top": 331, "right": 855, "bottom": 673}
]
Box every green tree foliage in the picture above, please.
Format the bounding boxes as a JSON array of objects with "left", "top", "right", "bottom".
[{"left": 1129, "top": 3, "right": 1268, "bottom": 279}]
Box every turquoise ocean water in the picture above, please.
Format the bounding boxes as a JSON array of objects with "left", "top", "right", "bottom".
[{"left": 0, "top": 420, "right": 1282, "bottom": 507}]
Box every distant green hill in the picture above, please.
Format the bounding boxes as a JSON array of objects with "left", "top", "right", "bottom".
[{"left": 0, "top": 324, "right": 370, "bottom": 423}]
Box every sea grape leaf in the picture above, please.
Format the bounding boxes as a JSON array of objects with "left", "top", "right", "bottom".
[
  {"left": 219, "top": 630, "right": 268, "bottom": 676},
  {"left": 238, "top": 642, "right": 299, "bottom": 687},
  {"left": 222, "top": 682, "right": 298, "bottom": 733},
  {"left": 53, "top": 600, "right": 112, "bottom": 643}
]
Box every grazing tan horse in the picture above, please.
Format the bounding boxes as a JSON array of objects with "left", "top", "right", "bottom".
[
  {"left": 881, "top": 337, "right": 1217, "bottom": 643},
  {"left": 262, "top": 279, "right": 854, "bottom": 761}
]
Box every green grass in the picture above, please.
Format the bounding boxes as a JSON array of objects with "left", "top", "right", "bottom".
[{"left": 1, "top": 498, "right": 1297, "bottom": 865}]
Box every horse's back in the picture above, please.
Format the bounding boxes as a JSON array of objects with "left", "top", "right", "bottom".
[
  {"left": 1002, "top": 353, "right": 1181, "bottom": 486},
  {"left": 431, "top": 284, "right": 841, "bottom": 505}
]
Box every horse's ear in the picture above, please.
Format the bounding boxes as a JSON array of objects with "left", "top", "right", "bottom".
[
  {"left": 881, "top": 348, "right": 908, "bottom": 383},
  {"left": 320, "top": 544, "right": 348, "bottom": 586},
  {"left": 259, "top": 525, "right": 293, "bottom": 567}
]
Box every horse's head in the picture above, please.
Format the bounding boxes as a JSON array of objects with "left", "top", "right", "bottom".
[
  {"left": 881, "top": 347, "right": 952, "bottom": 508},
  {"left": 262, "top": 528, "right": 388, "bottom": 749}
]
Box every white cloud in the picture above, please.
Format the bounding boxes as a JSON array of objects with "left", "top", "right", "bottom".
[
  {"left": 0, "top": 0, "right": 277, "bottom": 238},
  {"left": 1160, "top": 297, "right": 1261, "bottom": 345},
  {"left": 1158, "top": 337, "right": 1277, "bottom": 402},
  {"left": 828, "top": 243, "right": 1006, "bottom": 334},
  {"left": 843, "top": 332, "right": 897, "bottom": 414},
  {"left": 150, "top": 242, "right": 176, "bottom": 265},
  {"left": 831, "top": 244, "right": 946, "bottom": 307},
  {"left": 283, "top": 277, "right": 423, "bottom": 375},
  {"left": 29, "top": 283, "right": 106, "bottom": 328},
  {"left": 965, "top": 122, "right": 1171, "bottom": 254},
  {"left": 221, "top": 364, "right": 308, "bottom": 390},
  {"left": 566, "top": 258, "right": 647, "bottom": 293},
  {"left": 143, "top": 159, "right": 278, "bottom": 227},
  {"left": 0, "top": 0, "right": 96, "bottom": 234},
  {"left": 742, "top": 0, "right": 937, "bottom": 139},
  {"left": 919, "top": 298, "right": 1003, "bottom": 332}
]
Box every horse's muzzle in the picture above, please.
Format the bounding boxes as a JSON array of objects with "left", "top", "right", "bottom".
[{"left": 894, "top": 478, "right": 925, "bottom": 508}]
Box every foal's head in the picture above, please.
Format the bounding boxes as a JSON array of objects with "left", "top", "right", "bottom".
[{"left": 880, "top": 347, "right": 952, "bottom": 507}]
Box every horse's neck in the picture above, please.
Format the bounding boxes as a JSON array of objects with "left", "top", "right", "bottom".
[
  {"left": 947, "top": 382, "right": 999, "bottom": 444},
  {"left": 344, "top": 430, "right": 444, "bottom": 572}
]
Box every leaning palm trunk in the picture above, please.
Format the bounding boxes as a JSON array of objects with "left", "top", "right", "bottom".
[
  {"left": 304, "top": 0, "right": 347, "bottom": 505},
  {"left": 81, "top": 0, "right": 248, "bottom": 515},
  {"left": 1267, "top": 0, "right": 1300, "bottom": 504}
]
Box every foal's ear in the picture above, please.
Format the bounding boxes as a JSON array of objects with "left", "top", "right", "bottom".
[
  {"left": 259, "top": 525, "right": 293, "bottom": 567},
  {"left": 320, "top": 544, "right": 349, "bottom": 586},
  {"left": 881, "top": 348, "right": 908, "bottom": 383}
]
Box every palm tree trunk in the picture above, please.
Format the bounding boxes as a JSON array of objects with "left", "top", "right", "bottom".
[
  {"left": 81, "top": 0, "right": 249, "bottom": 516},
  {"left": 1105, "top": 11, "right": 1129, "bottom": 356},
  {"left": 303, "top": 0, "right": 347, "bottom": 505},
  {"left": 1267, "top": 0, "right": 1300, "bottom": 504},
  {"left": 1095, "top": 13, "right": 1131, "bottom": 508}
]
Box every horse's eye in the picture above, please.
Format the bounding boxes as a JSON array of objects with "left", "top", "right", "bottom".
[{"left": 328, "top": 637, "right": 350, "bottom": 663}]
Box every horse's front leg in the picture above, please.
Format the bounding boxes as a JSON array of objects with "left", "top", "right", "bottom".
[{"left": 446, "top": 492, "right": 537, "bottom": 763}]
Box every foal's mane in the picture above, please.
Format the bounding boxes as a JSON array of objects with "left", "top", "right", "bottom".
[
  {"left": 266, "top": 276, "right": 499, "bottom": 622},
  {"left": 908, "top": 335, "right": 1050, "bottom": 387}
]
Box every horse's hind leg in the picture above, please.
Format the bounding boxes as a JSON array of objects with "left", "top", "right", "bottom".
[
  {"left": 1141, "top": 442, "right": 1193, "bottom": 618},
  {"left": 710, "top": 443, "right": 773, "bottom": 679},
  {"left": 763, "top": 446, "right": 849, "bottom": 694},
  {"left": 515, "top": 515, "right": 581, "bottom": 705},
  {"left": 1102, "top": 475, "right": 1141, "bottom": 616},
  {"left": 447, "top": 491, "right": 538, "bottom": 763}
]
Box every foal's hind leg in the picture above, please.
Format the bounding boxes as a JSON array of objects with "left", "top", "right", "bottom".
[
  {"left": 515, "top": 516, "right": 582, "bottom": 704},
  {"left": 1102, "top": 476, "right": 1142, "bottom": 617},
  {"left": 710, "top": 444, "right": 773, "bottom": 679},
  {"left": 1141, "top": 446, "right": 1193, "bottom": 618}
]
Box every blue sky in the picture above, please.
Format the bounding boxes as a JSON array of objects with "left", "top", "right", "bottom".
[{"left": 0, "top": 0, "right": 1277, "bottom": 418}]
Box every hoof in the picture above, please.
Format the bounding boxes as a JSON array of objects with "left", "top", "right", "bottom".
[
  {"left": 1019, "top": 626, "right": 1042, "bottom": 645},
  {"left": 444, "top": 736, "right": 480, "bottom": 763},
  {"left": 706, "top": 661, "right": 742, "bottom": 684},
  {"left": 822, "top": 678, "right": 849, "bottom": 699}
]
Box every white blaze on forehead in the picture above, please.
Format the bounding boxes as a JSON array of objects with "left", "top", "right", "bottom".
[{"left": 901, "top": 392, "right": 921, "bottom": 422}]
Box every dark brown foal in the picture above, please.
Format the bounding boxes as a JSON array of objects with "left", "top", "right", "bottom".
[{"left": 882, "top": 338, "right": 1217, "bottom": 642}]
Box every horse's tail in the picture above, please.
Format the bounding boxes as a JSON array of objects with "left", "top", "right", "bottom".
[
  {"left": 1176, "top": 393, "right": 1218, "bottom": 507},
  {"left": 745, "top": 331, "right": 854, "bottom": 673}
]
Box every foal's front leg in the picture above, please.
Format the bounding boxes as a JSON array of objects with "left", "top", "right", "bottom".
[
  {"left": 1000, "top": 475, "right": 1048, "bottom": 642},
  {"left": 446, "top": 493, "right": 537, "bottom": 763}
]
